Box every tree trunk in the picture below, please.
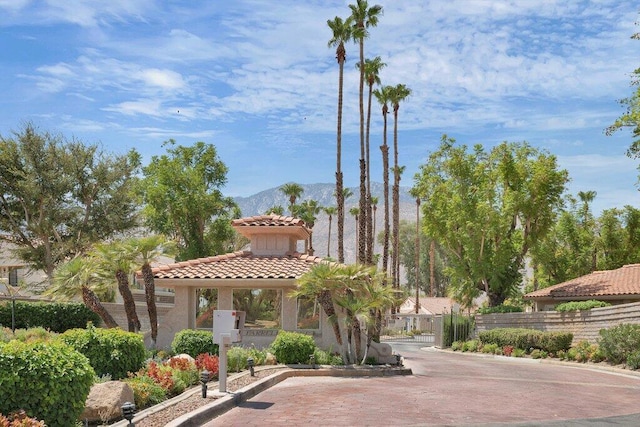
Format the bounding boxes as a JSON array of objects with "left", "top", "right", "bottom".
[
  {"left": 142, "top": 262, "right": 158, "bottom": 346},
  {"left": 82, "top": 285, "right": 119, "bottom": 328},
  {"left": 318, "top": 289, "right": 342, "bottom": 345},
  {"left": 358, "top": 159, "right": 367, "bottom": 263},
  {"left": 380, "top": 144, "right": 390, "bottom": 281},
  {"left": 116, "top": 269, "right": 141, "bottom": 332}
]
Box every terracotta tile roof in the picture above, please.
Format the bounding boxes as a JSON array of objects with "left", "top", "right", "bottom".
[
  {"left": 400, "top": 297, "right": 454, "bottom": 315},
  {"left": 231, "top": 214, "right": 307, "bottom": 229},
  {"left": 152, "top": 250, "right": 328, "bottom": 280},
  {"left": 524, "top": 264, "right": 640, "bottom": 300}
]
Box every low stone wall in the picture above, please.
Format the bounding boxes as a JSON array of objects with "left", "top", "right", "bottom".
[{"left": 475, "top": 301, "right": 640, "bottom": 344}]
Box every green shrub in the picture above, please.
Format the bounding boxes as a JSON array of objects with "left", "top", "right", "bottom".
[
  {"left": 171, "top": 329, "right": 219, "bottom": 358},
  {"left": 477, "top": 305, "right": 524, "bottom": 314},
  {"left": 572, "top": 340, "right": 597, "bottom": 363},
  {"left": 0, "top": 340, "right": 94, "bottom": 427},
  {"left": 478, "top": 328, "right": 572, "bottom": 353},
  {"left": 451, "top": 340, "right": 463, "bottom": 351},
  {"left": 0, "top": 301, "right": 100, "bottom": 332},
  {"left": 59, "top": 325, "right": 146, "bottom": 380},
  {"left": 481, "top": 343, "right": 499, "bottom": 354},
  {"left": 269, "top": 330, "right": 316, "bottom": 364},
  {"left": 313, "top": 347, "right": 343, "bottom": 365},
  {"left": 0, "top": 327, "right": 12, "bottom": 343},
  {"left": 124, "top": 375, "right": 167, "bottom": 409},
  {"left": 512, "top": 348, "right": 526, "bottom": 357},
  {"left": 598, "top": 323, "right": 640, "bottom": 365},
  {"left": 463, "top": 340, "right": 479, "bottom": 352},
  {"left": 626, "top": 350, "right": 640, "bottom": 370},
  {"left": 227, "top": 346, "right": 250, "bottom": 373},
  {"left": 530, "top": 349, "right": 548, "bottom": 359},
  {"left": 555, "top": 300, "right": 611, "bottom": 312}
]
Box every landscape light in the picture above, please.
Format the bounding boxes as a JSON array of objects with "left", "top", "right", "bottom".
[
  {"left": 121, "top": 401, "right": 135, "bottom": 426},
  {"left": 200, "top": 369, "right": 210, "bottom": 398}
]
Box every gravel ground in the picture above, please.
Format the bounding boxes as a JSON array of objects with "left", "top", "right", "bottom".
[{"left": 134, "top": 368, "right": 284, "bottom": 427}]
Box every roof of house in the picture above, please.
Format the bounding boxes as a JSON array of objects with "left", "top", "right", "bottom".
[
  {"left": 231, "top": 214, "right": 310, "bottom": 239},
  {"left": 399, "top": 297, "right": 455, "bottom": 315},
  {"left": 152, "top": 250, "right": 328, "bottom": 280},
  {"left": 524, "top": 263, "right": 640, "bottom": 300}
]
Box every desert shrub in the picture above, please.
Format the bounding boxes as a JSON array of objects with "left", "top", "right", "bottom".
[
  {"left": 626, "top": 350, "right": 640, "bottom": 370},
  {"left": 481, "top": 343, "right": 499, "bottom": 354},
  {"left": 171, "top": 329, "right": 218, "bottom": 358},
  {"left": 478, "top": 328, "right": 572, "bottom": 353},
  {"left": 124, "top": 375, "right": 167, "bottom": 409},
  {"left": 11, "top": 327, "right": 54, "bottom": 344},
  {"left": 195, "top": 353, "right": 220, "bottom": 377},
  {"left": 530, "top": 349, "right": 548, "bottom": 359},
  {"left": 572, "top": 340, "right": 597, "bottom": 363},
  {"left": 477, "top": 305, "right": 523, "bottom": 314},
  {"left": 502, "top": 345, "right": 514, "bottom": 356},
  {"left": 555, "top": 300, "right": 611, "bottom": 312},
  {"left": 269, "top": 330, "right": 316, "bottom": 364},
  {"left": 451, "top": 341, "right": 463, "bottom": 351},
  {"left": 313, "top": 347, "right": 343, "bottom": 365},
  {"left": 166, "top": 357, "right": 200, "bottom": 387},
  {"left": 0, "top": 340, "right": 94, "bottom": 427},
  {"left": 0, "top": 301, "right": 100, "bottom": 332},
  {"left": 0, "top": 410, "right": 46, "bottom": 426},
  {"left": 246, "top": 345, "right": 269, "bottom": 366},
  {"left": 512, "top": 348, "right": 526, "bottom": 357},
  {"left": 59, "top": 325, "right": 145, "bottom": 380},
  {"left": 589, "top": 345, "right": 606, "bottom": 363},
  {"left": 0, "top": 327, "right": 13, "bottom": 343},
  {"left": 227, "top": 346, "right": 250, "bottom": 373},
  {"left": 463, "top": 340, "right": 480, "bottom": 352},
  {"left": 598, "top": 323, "right": 640, "bottom": 365}
]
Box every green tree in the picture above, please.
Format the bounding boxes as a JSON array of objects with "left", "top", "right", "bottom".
[
  {"left": 606, "top": 25, "right": 640, "bottom": 158},
  {"left": 373, "top": 85, "right": 393, "bottom": 280},
  {"left": 350, "top": 206, "right": 360, "bottom": 253},
  {"left": 349, "top": 0, "right": 383, "bottom": 265},
  {"left": 0, "top": 123, "right": 139, "bottom": 284},
  {"left": 361, "top": 56, "right": 385, "bottom": 265},
  {"left": 324, "top": 206, "right": 337, "bottom": 258},
  {"left": 413, "top": 136, "right": 568, "bottom": 306},
  {"left": 46, "top": 256, "right": 119, "bottom": 328},
  {"left": 265, "top": 205, "right": 285, "bottom": 215},
  {"left": 328, "top": 16, "right": 353, "bottom": 264},
  {"left": 279, "top": 183, "right": 304, "bottom": 215},
  {"left": 293, "top": 199, "right": 322, "bottom": 255},
  {"left": 139, "top": 140, "right": 239, "bottom": 261}
]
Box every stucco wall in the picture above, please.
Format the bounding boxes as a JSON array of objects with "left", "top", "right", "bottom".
[{"left": 476, "top": 301, "right": 640, "bottom": 344}]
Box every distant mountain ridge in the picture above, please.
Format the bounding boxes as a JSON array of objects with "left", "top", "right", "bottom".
[{"left": 233, "top": 182, "right": 415, "bottom": 264}]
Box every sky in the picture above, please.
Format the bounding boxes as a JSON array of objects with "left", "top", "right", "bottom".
[{"left": 1, "top": 0, "right": 639, "bottom": 214}]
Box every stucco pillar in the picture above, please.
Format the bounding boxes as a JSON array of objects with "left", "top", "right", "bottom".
[
  {"left": 282, "top": 292, "right": 297, "bottom": 330},
  {"left": 218, "top": 287, "right": 233, "bottom": 310}
]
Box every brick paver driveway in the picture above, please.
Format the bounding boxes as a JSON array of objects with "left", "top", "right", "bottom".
[{"left": 205, "top": 343, "right": 640, "bottom": 426}]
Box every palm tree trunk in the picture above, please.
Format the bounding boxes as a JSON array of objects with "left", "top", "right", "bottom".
[
  {"left": 365, "top": 86, "right": 374, "bottom": 265},
  {"left": 337, "top": 45, "right": 346, "bottom": 264},
  {"left": 142, "top": 262, "right": 158, "bottom": 346},
  {"left": 381, "top": 143, "right": 390, "bottom": 280},
  {"left": 116, "top": 269, "right": 141, "bottom": 332},
  {"left": 82, "top": 285, "right": 119, "bottom": 328},
  {"left": 358, "top": 159, "right": 367, "bottom": 263},
  {"left": 318, "top": 289, "right": 342, "bottom": 346},
  {"left": 327, "top": 216, "right": 333, "bottom": 257}
]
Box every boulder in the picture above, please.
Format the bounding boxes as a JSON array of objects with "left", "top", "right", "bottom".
[
  {"left": 173, "top": 353, "right": 195, "bottom": 363},
  {"left": 81, "top": 381, "right": 135, "bottom": 424}
]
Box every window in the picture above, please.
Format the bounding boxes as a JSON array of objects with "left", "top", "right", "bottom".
[
  {"left": 297, "top": 296, "right": 320, "bottom": 329},
  {"left": 196, "top": 289, "right": 218, "bottom": 329},
  {"left": 8, "top": 268, "right": 18, "bottom": 286},
  {"left": 233, "top": 289, "right": 281, "bottom": 329}
]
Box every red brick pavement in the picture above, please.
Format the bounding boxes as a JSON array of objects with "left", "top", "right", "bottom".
[{"left": 203, "top": 346, "right": 640, "bottom": 426}]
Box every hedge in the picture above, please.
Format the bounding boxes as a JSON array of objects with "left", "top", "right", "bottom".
[
  {"left": 478, "top": 328, "right": 573, "bottom": 353},
  {"left": 0, "top": 301, "right": 100, "bottom": 332},
  {"left": 171, "top": 329, "right": 219, "bottom": 358},
  {"left": 269, "top": 330, "right": 316, "bottom": 364}
]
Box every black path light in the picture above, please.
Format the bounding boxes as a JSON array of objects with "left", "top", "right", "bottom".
[
  {"left": 247, "top": 357, "right": 255, "bottom": 376},
  {"left": 121, "top": 401, "right": 135, "bottom": 426},
  {"left": 201, "top": 369, "right": 210, "bottom": 398}
]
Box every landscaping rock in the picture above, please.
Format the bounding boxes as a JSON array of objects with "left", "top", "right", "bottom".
[
  {"left": 81, "top": 381, "right": 134, "bottom": 424},
  {"left": 174, "top": 353, "right": 195, "bottom": 363}
]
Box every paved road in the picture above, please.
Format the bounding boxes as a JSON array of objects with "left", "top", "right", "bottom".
[{"left": 205, "top": 343, "right": 640, "bottom": 426}]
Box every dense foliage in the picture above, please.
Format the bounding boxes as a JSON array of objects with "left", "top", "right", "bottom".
[
  {"left": 171, "top": 329, "right": 219, "bottom": 357},
  {"left": 59, "top": 325, "right": 146, "bottom": 379},
  {"left": 555, "top": 300, "right": 611, "bottom": 312},
  {"left": 270, "top": 330, "right": 317, "bottom": 364},
  {"left": 0, "top": 340, "right": 94, "bottom": 427},
  {"left": 478, "top": 328, "right": 573, "bottom": 353},
  {"left": 443, "top": 315, "right": 474, "bottom": 347},
  {"left": 476, "top": 305, "right": 524, "bottom": 314},
  {"left": 598, "top": 323, "right": 640, "bottom": 365},
  {"left": 0, "top": 301, "right": 100, "bottom": 332}
]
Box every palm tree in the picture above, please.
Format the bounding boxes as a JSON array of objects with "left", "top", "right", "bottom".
[
  {"left": 389, "top": 84, "right": 412, "bottom": 289},
  {"left": 370, "top": 195, "right": 379, "bottom": 257},
  {"left": 130, "top": 235, "right": 173, "bottom": 347},
  {"left": 265, "top": 205, "right": 285, "bottom": 215},
  {"left": 293, "top": 199, "right": 322, "bottom": 255},
  {"left": 328, "top": 16, "right": 353, "bottom": 264},
  {"left": 47, "top": 257, "right": 119, "bottom": 328},
  {"left": 292, "top": 263, "right": 345, "bottom": 360},
  {"left": 349, "top": 0, "right": 383, "bottom": 265},
  {"left": 578, "top": 190, "right": 597, "bottom": 270},
  {"left": 279, "top": 183, "right": 304, "bottom": 215},
  {"left": 350, "top": 206, "right": 360, "bottom": 255},
  {"left": 373, "top": 85, "right": 392, "bottom": 280},
  {"left": 324, "top": 206, "right": 337, "bottom": 258},
  {"left": 93, "top": 241, "right": 141, "bottom": 332},
  {"left": 360, "top": 56, "right": 385, "bottom": 265}
]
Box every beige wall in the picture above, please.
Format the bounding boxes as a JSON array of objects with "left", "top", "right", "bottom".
[{"left": 476, "top": 301, "right": 640, "bottom": 344}]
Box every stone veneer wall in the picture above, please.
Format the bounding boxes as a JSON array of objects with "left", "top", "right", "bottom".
[{"left": 475, "top": 301, "right": 640, "bottom": 344}]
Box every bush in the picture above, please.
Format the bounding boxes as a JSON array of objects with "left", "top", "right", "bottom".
[
  {"left": 481, "top": 343, "right": 499, "bottom": 354},
  {"left": 451, "top": 340, "right": 463, "bottom": 351},
  {"left": 555, "top": 300, "right": 611, "bottom": 312},
  {"left": 626, "top": 350, "right": 640, "bottom": 370},
  {"left": 0, "top": 410, "right": 46, "bottom": 426},
  {"left": 598, "top": 323, "right": 640, "bottom": 365},
  {"left": 530, "top": 349, "right": 548, "bottom": 359},
  {"left": 0, "top": 301, "right": 100, "bottom": 332},
  {"left": 462, "top": 340, "right": 479, "bottom": 352},
  {"left": 512, "top": 348, "right": 526, "bottom": 357},
  {"left": 59, "top": 325, "right": 146, "bottom": 380},
  {"left": 195, "top": 353, "right": 220, "bottom": 377},
  {"left": 124, "top": 375, "right": 167, "bottom": 409},
  {"left": 11, "top": 327, "right": 54, "bottom": 344},
  {"left": 0, "top": 340, "right": 94, "bottom": 427},
  {"left": 478, "top": 328, "right": 573, "bottom": 353},
  {"left": 171, "top": 329, "right": 219, "bottom": 358},
  {"left": 269, "top": 330, "right": 316, "bottom": 364},
  {"left": 477, "top": 305, "right": 524, "bottom": 314},
  {"left": 313, "top": 347, "right": 343, "bottom": 365}
]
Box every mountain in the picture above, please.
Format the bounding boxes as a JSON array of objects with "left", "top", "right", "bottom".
[{"left": 233, "top": 182, "right": 417, "bottom": 265}]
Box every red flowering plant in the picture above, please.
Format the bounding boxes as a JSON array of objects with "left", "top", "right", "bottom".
[{"left": 195, "top": 353, "right": 220, "bottom": 378}]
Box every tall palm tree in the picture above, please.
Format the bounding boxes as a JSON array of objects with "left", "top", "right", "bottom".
[
  {"left": 414, "top": 196, "right": 421, "bottom": 314},
  {"left": 349, "top": 0, "right": 383, "bottom": 265},
  {"left": 328, "top": 16, "right": 353, "bottom": 264},
  {"left": 350, "top": 206, "right": 360, "bottom": 255},
  {"left": 370, "top": 195, "right": 379, "bottom": 257},
  {"left": 389, "top": 84, "right": 411, "bottom": 289},
  {"left": 279, "top": 183, "right": 304, "bottom": 215},
  {"left": 293, "top": 199, "right": 322, "bottom": 255},
  {"left": 373, "top": 85, "right": 392, "bottom": 280},
  {"left": 93, "top": 241, "right": 141, "bottom": 332},
  {"left": 130, "top": 235, "right": 173, "bottom": 347},
  {"left": 360, "top": 56, "right": 385, "bottom": 265},
  {"left": 265, "top": 205, "right": 285, "bottom": 215},
  {"left": 323, "top": 206, "right": 337, "bottom": 258},
  {"left": 47, "top": 257, "right": 119, "bottom": 328}
]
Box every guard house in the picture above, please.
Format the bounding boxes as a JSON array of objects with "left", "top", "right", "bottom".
[{"left": 150, "top": 215, "right": 337, "bottom": 350}]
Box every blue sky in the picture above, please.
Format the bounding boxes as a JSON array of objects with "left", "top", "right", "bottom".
[{"left": 1, "top": 0, "right": 639, "bottom": 214}]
